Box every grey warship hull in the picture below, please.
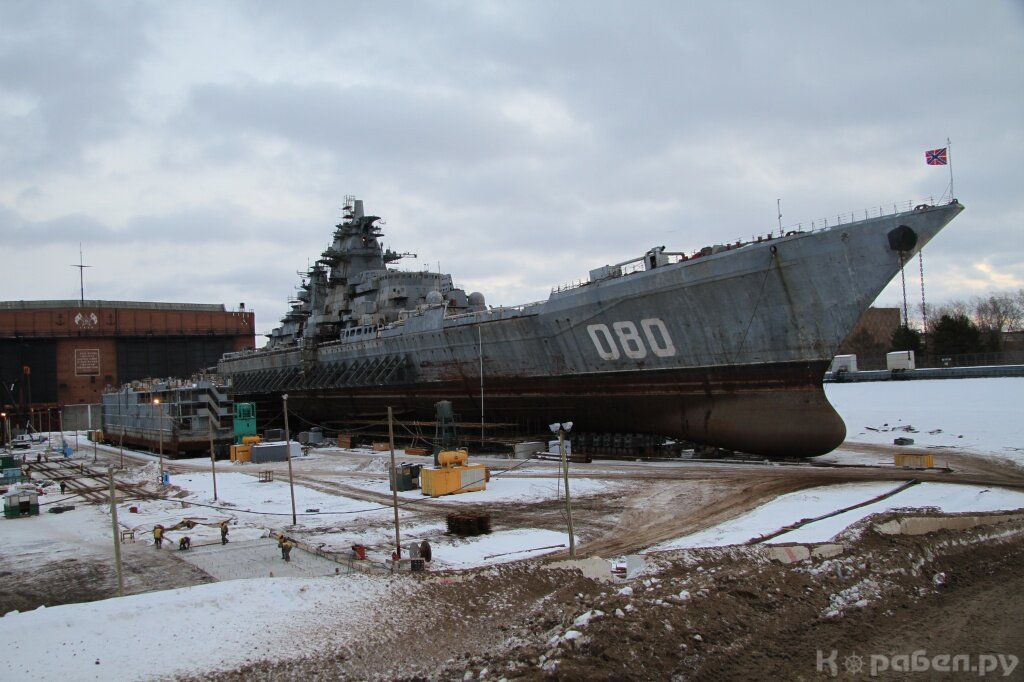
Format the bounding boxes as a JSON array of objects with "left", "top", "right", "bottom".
[{"left": 219, "top": 199, "right": 963, "bottom": 458}]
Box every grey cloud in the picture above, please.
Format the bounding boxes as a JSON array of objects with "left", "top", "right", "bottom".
[
  {"left": 175, "top": 80, "right": 526, "bottom": 167},
  {"left": 1, "top": 0, "right": 1021, "bottom": 335},
  {"left": 0, "top": 2, "right": 154, "bottom": 175}
]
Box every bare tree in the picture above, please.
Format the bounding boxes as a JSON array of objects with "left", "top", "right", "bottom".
[
  {"left": 1012, "top": 289, "right": 1024, "bottom": 331},
  {"left": 925, "top": 299, "right": 969, "bottom": 333},
  {"left": 971, "top": 292, "right": 1022, "bottom": 333}
]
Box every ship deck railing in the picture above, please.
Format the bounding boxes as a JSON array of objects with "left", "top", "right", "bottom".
[
  {"left": 444, "top": 302, "right": 544, "bottom": 326},
  {"left": 549, "top": 196, "right": 943, "bottom": 294}
]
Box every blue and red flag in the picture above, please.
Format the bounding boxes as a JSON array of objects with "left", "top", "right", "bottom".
[{"left": 925, "top": 148, "right": 948, "bottom": 165}]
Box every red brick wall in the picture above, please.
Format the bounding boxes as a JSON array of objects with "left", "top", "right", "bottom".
[{"left": 55, "top": 338, "right": 117, "bottom": 405}]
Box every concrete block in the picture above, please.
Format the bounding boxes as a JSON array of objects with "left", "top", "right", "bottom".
[
  {"left": 547, "top": 556, "right": 614, "bottom": 582},
  {"left": 767, "top": 545, "right": 810, "bottom": 564},
  {"left": 811, "top": 543, "right": 844, "bottom": 559}
]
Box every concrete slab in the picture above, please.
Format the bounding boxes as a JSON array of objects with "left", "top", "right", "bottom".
[
  {"left": 545, "top": 556, "right": 614, "bottom": 582},
  {"left": 810, "top": 543, "right": 844, "bottom": 559},
  {"left": 176, "top": 538, "right": 351, "bottom": 580},
  {"left": 874, "top": 512, "right": 1024, "bottom": 536},
  {"left": 766, "top": 545, "right": 810, "bottom": 564}
]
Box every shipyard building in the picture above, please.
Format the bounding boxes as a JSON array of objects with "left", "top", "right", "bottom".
[{"left": 0, "top": 300, "right": 255, "bottom": 432}]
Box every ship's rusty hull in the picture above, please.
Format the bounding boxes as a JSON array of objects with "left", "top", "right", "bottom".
[{"left": 284, "top": 359, "right": 841, "bottom": 457}]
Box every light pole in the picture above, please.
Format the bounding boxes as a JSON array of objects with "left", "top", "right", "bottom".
[
  {"left": 118, "top": 391, "right": 124, "bottom": 469},
  {"left": 549, "top": 421, "right": 576, "bottom": 558},
  {"left": 388, "top": 406, "right": 401, "bottom": 563},
  {"left": 283, "top": 394, "right": 296, "bottom": 526},
  {"left": 1, "top": 412, "right": 9, "bottom": 453},
  {"left": 154, "top": 397, "right": 164, "bottom": 485},
  {"left": 209, "top": 428, "right": 218, "bottom": 502}
]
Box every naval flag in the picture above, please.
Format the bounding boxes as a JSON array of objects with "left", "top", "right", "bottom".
[{"left": 925, "top": 148, "right": 948, "bottom": 165}]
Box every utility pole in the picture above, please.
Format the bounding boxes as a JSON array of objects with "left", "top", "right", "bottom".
[
  {"left": 479, "top": 325, "right": 484, "bottom": 451},
  {"left": 283, "top": 394, "right": 296, "bottom": 525},
  {"left": 549, "top": 421, "right": 576, "bottom": 558},
  {"left": 388, "top": 406, "right": 401, "bottom": 563},
  {"left": 209, "top": 429, "right": 218, "bottom": 502},
  {"left": 108, "top": 467, "right": 124, "bottom": 597},
  {"left": 154, "top": 398, "right": 164, "bottom": 485}
]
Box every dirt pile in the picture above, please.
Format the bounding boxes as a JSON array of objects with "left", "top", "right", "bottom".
[{"left": 190, "top": 516, "right": 1024, "bottom": 681}]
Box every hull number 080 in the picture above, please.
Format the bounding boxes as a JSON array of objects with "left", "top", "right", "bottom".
[{"left": 586, "top": 318, "right": 676, "bottom": 360}]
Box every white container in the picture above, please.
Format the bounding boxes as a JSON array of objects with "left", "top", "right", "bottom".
[
  {"left": 513, "top": 441, "right": 544, "bottom": 459},
  {"left": 829, "top": 354, "right": 858, "bottom": 373},
  {"left": 887, "top": 350, "right": 916, "bottom": 370},
  {"left": 547, "top": 439, "right": 572, "bottom": 455}
]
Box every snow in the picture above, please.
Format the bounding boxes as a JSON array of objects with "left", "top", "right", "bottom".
[
  {"left": 3, "top": 377, "right": 1024, "bottom": 679},
  {"left": 650, "top": 482, "right": 1024, "bottom": 551},
  {"left": 644, "top": 378, "right": 1024, "bottom": 552},
  {"left": 823, "top": 377, "right": 1024, "bottom": 466},
  {"left": 1, "top": 575, "right": 390, "bottom": 681}
]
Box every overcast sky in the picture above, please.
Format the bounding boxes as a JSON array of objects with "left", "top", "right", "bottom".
[{"left": 2, "top": 1, "right": 1022, "bottom": 340}]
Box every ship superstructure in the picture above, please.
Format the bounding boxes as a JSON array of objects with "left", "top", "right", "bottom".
[{"left": 218, "top": 196, "right": 964, "bottom": 458}]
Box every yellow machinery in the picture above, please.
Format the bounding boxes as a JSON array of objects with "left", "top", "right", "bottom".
[
  {"left": 230, "top": 435, "right": 263, "bottom": 462},
  {"left": 894, "top": 453, "right": 934, "bottom": 469},
  {"left": 420, "top": 448, "right": 488, "bottom": 497}
]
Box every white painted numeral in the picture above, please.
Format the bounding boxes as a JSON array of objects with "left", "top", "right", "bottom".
[
  {"left": 586, "top": 317, "right": 676, "bottom": 360},
  {"left": 587, "top": 324, "right": 620, "bottom": 360},
  {"left": 641, "top": 318, "right": 676, "bottom": 357},
  {"left": 613, "top": 321, "right": 646, "bottom": 359}
]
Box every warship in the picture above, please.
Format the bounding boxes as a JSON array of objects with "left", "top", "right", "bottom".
[{"left": 217, "top": 196, "right": 963, "bottom": 458}]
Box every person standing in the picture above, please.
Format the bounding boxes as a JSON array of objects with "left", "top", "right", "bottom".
[
  {"left": 281, "top": 538, "right": 293, "bottom": 562},
  {"left": 220, "top": 520, "right": 229, "bottom": 545},
  {"left": 153, "top": 525, "right": 164, "bottom": 549}
]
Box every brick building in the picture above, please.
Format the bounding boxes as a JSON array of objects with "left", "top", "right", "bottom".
[
  {"left": 837, "top": 307, "right": 901, "bottom": 368},
  {"left": 0, "top": 300, "right": 255, "bottom": 432}
]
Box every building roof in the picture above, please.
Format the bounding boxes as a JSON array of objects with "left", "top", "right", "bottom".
[{"left": 0, "top": 300, "right": 231, "bottom": 312}]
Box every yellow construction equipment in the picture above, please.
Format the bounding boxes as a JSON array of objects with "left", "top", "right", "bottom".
[
  {"left": 420, "top": 448, "right": 487, "bottom": 497},
  {"left": 230, "top": 435, "right": 263, "bottom": 462},
  {"left": 894, "top": 453, "right": 934, "bottom": 469}
]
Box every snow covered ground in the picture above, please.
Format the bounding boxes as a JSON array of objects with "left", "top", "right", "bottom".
[
  {"left": 2, "top": 377, "right": 1023, "bottom": 680},
  {"left": 824, "top": 377, "right": 1024, "bottom": 466},
  {"left": 650, "top": 481, "right": 1024, "bottom": 551},
  {"left": 2, "top": 573, "right": 391, "bottom": 681}
]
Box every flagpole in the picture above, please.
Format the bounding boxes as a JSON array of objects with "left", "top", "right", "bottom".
[{"left": 947, "top": 137, "right": 954, "bottom": 199}]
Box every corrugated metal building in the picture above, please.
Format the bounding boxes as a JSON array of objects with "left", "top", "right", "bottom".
[{"left": 0, "top": 300, "right": 255, "bottom": 432}]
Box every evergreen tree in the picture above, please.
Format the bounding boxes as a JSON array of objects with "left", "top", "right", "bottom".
[
  {"left": 929, "top": 314, "right": 983, "bottom": 356},
  {"left": 889, "top": 325, "right": 922, "bottom": 354}
]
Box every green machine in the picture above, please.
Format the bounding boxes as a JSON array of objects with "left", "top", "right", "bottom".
[{"left": 233, "top": 402, "right": 257, "bottom": 444}]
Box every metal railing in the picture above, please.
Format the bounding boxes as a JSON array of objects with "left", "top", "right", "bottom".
[{"left": 549, "top": 197, "right": 945, "bottom": 294}]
